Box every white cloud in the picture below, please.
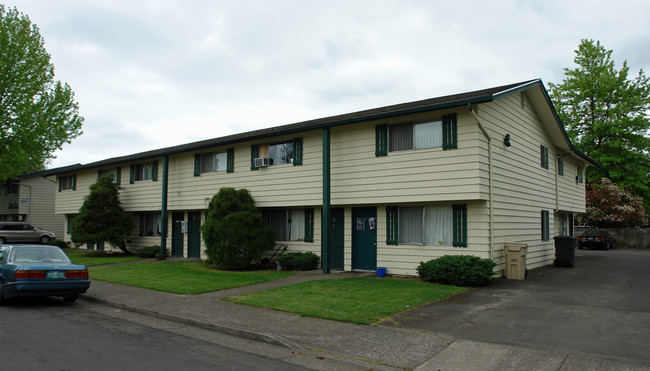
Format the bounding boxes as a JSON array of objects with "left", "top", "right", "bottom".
[{"left": 3, "top": 0, "right": 649, "bottom": 168}]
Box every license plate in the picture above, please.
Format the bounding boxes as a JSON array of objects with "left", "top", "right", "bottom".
[{"left": 47, "top": 271, "right": 64, "bottom": 279}]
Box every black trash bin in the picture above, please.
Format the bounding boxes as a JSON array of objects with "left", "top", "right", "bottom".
[{"left": 553, "top": 236, "right": 576, "bottom": 268}]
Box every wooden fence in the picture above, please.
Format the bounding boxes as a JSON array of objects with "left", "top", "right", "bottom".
[{"left": 574, "top": 227, "right": 650, "bottom": 249}]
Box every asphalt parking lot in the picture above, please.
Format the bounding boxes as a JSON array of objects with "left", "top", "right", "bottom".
[{"left": 381, "top": 248, "right": 650, "bottom": 363}]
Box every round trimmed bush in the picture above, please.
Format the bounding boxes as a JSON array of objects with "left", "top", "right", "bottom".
[
  {"left": 417, "top": 255, "right": 496, "bottom": 287},
  {"left": 278, "top": 252, "right": 319, "bottom": 271}
]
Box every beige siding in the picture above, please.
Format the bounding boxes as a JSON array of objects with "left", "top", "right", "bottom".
[
  {"left": 475, "top": 93, "right": 587, "bottom": 271},
  {"left": 17, "top": 176, "right": 64, "bottom": 238}
]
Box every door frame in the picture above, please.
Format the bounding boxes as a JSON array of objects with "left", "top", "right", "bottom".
[{"left": 351, "top": 207, "right": 377, "bottom": 271}]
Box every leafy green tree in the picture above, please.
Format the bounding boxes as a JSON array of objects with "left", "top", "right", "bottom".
[
  {"left": 202, "top": 188, "right": 276, "bottom": 269},
  {"left": 71, "top": 174, "right": 134, "bottom": 254},
  {"left": 549, "top": 39, "right": 650, "bottom": 214},
  {"left": 0, "top": 5, "right": 83, "bottom": 183},
  {"left": 576, "top": 178, "right": 647, "bottom": 227}
]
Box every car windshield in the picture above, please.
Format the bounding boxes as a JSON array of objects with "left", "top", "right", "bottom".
[{"left": 12, "top": 247, "right": 71, "bottom": 264}]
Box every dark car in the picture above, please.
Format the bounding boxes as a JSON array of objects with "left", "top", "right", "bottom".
[
  {"left": 577, "top": 229, "right": 616, "bottom": 250},
  {"left": 0, "top": 245, "right": 90, "bottom": 303}
]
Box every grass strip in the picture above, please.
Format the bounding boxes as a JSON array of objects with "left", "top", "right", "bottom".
[
  {"left": 66, "top": 250, "right": 143, "bottom": 266},
  {"left": 225, "top": 276, "right": 466, "bottom": 325},
  {"left": 89, "top": 261, "right": 295, "bottom": 294}
]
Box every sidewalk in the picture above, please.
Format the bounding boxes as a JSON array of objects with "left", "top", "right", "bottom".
[{"left": 80, "top": 269, "right": 650, "bottom": 370}]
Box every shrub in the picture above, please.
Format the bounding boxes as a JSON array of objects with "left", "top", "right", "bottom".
[
  {"left": 136, "top": 245, "right": 167, "bottom": 258},
  {"left": 82, "top": 250, "right": 118, "bottom": 257},
  {"left": 49, "top": 240, "right": 69, "bottom": 249},
  {"left": 417, "top": 255, "right": 496, "bottom": 287},
  {"left": 205, "top": 211, "right": 276, "bottom": 269},
  {"left": 278, "top": 252, "right": 319, "bottom": 271}
]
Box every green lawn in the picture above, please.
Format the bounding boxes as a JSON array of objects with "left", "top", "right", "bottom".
[
  {"left": 89, "top": 261, "right": 296, "bottom": 294},
  {"left": 65, "top": 250, "right": 144, "bottom": 266},
  {"left": 224, "top": 276, "right": 467, "bottom": 325}
]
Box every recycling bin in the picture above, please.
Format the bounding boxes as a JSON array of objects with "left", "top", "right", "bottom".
[
  {"left": 503, "top": 243, "right": 527, "bottom": 280},
  {"left": 553, "top": 236, "right": 576, "bottom": 268}
]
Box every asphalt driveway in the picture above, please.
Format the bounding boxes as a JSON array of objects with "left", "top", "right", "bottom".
[{"left": 380, "top": 248, "right": 650, "bottom": 363}]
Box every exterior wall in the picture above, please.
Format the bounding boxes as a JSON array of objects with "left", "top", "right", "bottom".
[
  {"left": 475, "top": 93, "right": 587, "bottom": 271},
  {"left": 51, "top": 89, "right": 589, "bottom": 276},
  {"left": 1, "top": 177, "right": 63, "bottom": 238}
]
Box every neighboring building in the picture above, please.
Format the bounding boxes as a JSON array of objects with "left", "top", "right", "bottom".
[
  {"left": 1, "top": 170, "right": 64, "bottom": 239},
  {"left": 48, "top": 79, "right": 598, "bottom": 276}
]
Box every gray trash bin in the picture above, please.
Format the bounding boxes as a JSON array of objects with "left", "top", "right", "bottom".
[{"left": 503, "top": 243, "right": 527, "bottom": 280}]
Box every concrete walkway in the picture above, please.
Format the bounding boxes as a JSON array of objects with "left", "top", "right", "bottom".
[{"left": 80, "top": 251, "right": 650, "bottom": 370}]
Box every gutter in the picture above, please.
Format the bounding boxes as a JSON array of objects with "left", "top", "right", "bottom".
[{"left": 468, "top": 103, "right": 494, "bottom": 261}]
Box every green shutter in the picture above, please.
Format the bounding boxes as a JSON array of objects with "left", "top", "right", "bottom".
[
  {"left": 227, "top": 148, "right": 235, "bottom": 173},
  {"left": 386, "top": 206, "right": 399, "bottom": 245},
  {"left": 58, "top": 177, "right": 62, "bottom": 192},
  {"left": 293, "top": 138, "right": 303, "bottom": 166},
  {"left": 194, "top": 153, "right": 201, "bottom": 176},
  {"left": 139, "top": 214, "right": 145, "bottom": 236},
  {"left": 443, "top": 114, "right": 457, "bottom": 150},
  {"left": 130, "top": 165, "right": 135, "bottom": 184},
  {"left": 453, "top": 204, "right": 467, "bottom": 247},
  {"left": 375, "top": 124, "right": 388, "bottom": 156},
  {"left": 250, "top": 144, "right": 259, "bottom": 170},
  {"left": 557, "top": 157, "right": 564, "bottom": 176},
  {"left": 152, "top": 161, "right": 158, "bottom": 181},
  {"left": 304, "top": 208, "right": 314, "bottom": 242},
  {"left": 115, "top": 167, "right": 121, "bottom": 185}
]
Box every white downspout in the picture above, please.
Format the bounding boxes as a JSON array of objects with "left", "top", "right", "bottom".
[{"left": 469, "top": 103, "right": 493, "bottom": 260}]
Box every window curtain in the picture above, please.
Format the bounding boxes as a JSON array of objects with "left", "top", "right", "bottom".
[
  {"left": 389, "top": 123, "right": 413, "bottom": 152},
  {"left": 414, "top": 121, "right": 442, "bottom": 149},
  {"left": 289, "top": 209, "right": 305, "bottom": 241},
  {"left": 424, "top": 206, "right": 453, "bottom": 245},
  {"left": 399, "top": 207, "right": 423, "bottom": 244}
]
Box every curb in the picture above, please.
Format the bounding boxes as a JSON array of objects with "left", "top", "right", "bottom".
[{"left": 79, "top": 294, "right": 301, "bottom": 350}]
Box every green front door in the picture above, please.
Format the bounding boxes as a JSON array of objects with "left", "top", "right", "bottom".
[
  {"left": 187, "top": 212, "right": 201, "bottom": 258},
  {"left": 352, "top": 207, "right": 377, "bottom": 271},
  {"left": 330, "top": 208, "right": 344, "bottom": 270},
  {"left": 171, "top": 212, "right": 184, "bottom": 257}
]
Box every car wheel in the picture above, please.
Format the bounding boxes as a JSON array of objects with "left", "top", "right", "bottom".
[
  {"left": 39, "top": 235, "right": 50, "bottom": 244},
  {"left": 63, "top": 294, "right": 79, "bottom": 303}
]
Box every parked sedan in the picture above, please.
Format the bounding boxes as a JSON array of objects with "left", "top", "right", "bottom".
[
  {"left": 0, "top": 245, "right": 90, "bottom": 303},
  {"left": 577, "top": 229, "right": 616, "bottom": 250}
]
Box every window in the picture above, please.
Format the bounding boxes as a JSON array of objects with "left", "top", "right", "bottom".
[
  {"left": 558, "top": 213, "right": 574, "bottom": 236},
  {"left": 540, "top": 145, "right": 549, "bottom": 169},
  {"left": 377, "top": 114, "right": 457, "bottom": 156},
  {"left": 251, "top": 138, "right": 303, "bottom": 170},
  {"left": 263, "top": 208, "right": 314, "bottom": 242},
  {"left": 576, "top": 165, "right": 584, "bottom": 184},
  {"left": 67, "top": 215, "right": 76, "bottom": 234},
  {"left": 4, "top": 183, "right": 19, "bottom": 195},
  {"left": 130, "top": 161, "right": 158, "bottom": 183},
  {"left": 541, "top": 210, "right": 550, "bottom": 241},
  {"left": 98, "top": 168, "right": 121, "bottom": 184},
  {"left": 194, "top": 149, "right": 234, "bottom": 176},
  {"left": 386, "top": 204, "right": 467, "bottom": 247},
  {"left": 557, "top": 157, "right": 564, "bottom": 176},
  {"left": 139, "top": 213, "right": 161, "bottom": 237},
  {"left": 59, "top": 175, "right": 76, "bottom": 191}
]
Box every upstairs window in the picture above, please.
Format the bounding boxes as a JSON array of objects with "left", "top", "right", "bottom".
[
  {"left": 557, "top": 157, "right": 564, "bottom": 176},
  {"left": 576, "top": 165, "right": 584, "bottom": 184},
  {"left": 59, "top": 175, "right": 77, "bottom": 191},
  {"left": 540, "top": 145, "right": 549, "bottom": 169},
  {"left": 98, "top": 168, "right": 121, "bottom": 184},
  {"left": 130, "top": 161, "right": 158, "bottom": 183},
  {"left": 4, "top": 183, "right": 19, "bottom": 195},
  {"left": 251, "top": 138, "right": 303, "bottom": 170},
  {"left": 377, "top": 113, "right": 457, "bottom": 156}
]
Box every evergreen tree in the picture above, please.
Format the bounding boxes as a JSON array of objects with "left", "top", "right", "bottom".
[
  {"left": 71, "top": 174, "right": 134, "bottom": 253},
  {"left": 201, "top": 188, "right": 276, "bottom": 269},
  {"left": 549, "top": 39, "right": 650, "bottom": 214}
]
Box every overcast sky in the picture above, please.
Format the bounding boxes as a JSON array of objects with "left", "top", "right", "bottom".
[{"left": 5, "top": 0, "right": 650, "bottom": 168}]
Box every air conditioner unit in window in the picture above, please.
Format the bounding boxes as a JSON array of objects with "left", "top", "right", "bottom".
[{"left": 254, "top": 157, "right": 273, "bottom": 167}]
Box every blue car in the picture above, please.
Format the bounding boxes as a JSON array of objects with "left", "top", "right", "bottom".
[{"left": 0, "top": 244, "right": 90, "bottom": 303}]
